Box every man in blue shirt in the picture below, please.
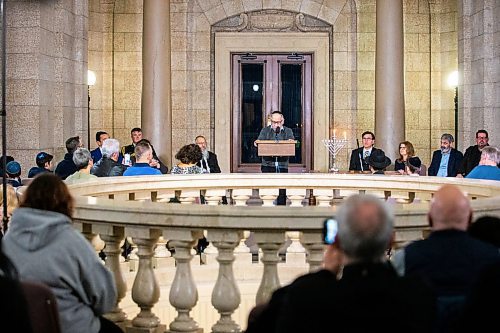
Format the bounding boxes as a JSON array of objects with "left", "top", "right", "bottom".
[
  {"left": 466, "top": 146, "right": 500, "bottom": 181},
  {"left": 123, "top": 141, "right": 162, "bottom": 176},
  {"left": 428, "top": 133, "right": 463, "bottom": 177}
]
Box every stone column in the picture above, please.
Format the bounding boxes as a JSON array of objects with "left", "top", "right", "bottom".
[
  {"left": 375, "top": 0, "right": 405, "bottom": 158},
  {"left": 142, "top": 0, "right": 172, "bottom": 167}
]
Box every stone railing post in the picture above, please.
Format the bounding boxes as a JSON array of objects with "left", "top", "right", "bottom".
[
  {"left": 167, "top": 229, "right": 204, "bottom": 333},
  {"left": 300, "top": 231, "right": 325, "bottom": 272},
  {"left": 254, "top": 231, "right": 285, "bottom": 305},
  {"left": 95, "top": 225, "right": 128, "bottom": 326},
  {"left": 126, "top": 228, "right": 165, "bottom": 333},
  {"left": 206, "top": 230, "right": 243, "bottom": 333},
  {"left": 81, "top": 223, "right": 105, "bottom": 257}
]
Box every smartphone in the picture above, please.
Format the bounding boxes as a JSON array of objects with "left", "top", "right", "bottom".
[{"left": 322, "top": 218, "right": 338, "bottom": 245}]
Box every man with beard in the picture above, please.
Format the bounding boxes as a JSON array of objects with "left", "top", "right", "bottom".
[
  {"left": 195, "top": 135, "right": 221, "bottom": 173},
  {"left": 457, "top": 130, "right": 490, "bottom": 177},
  {"left": 428, "top": 133, "right": 463, "bottom": 177}
]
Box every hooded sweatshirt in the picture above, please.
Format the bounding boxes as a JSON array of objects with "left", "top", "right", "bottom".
[{"left": 2, "top": 207, "right": 117, "bottom": 333}]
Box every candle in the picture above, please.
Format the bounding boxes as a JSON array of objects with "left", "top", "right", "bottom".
[
  {"left": 343, "top": 131, "right": 347, "bottom": 140},
  {"left": 333, "top": 129, "right": 336, "bottom": 138}
]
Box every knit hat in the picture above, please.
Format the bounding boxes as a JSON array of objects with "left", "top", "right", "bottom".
[{"left": 6, "top": 161, "right": 21, "bottom": 177}]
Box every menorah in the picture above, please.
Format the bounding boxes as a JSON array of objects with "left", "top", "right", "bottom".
[{"left": 322, "top": 134, "right": 348, "bottom": 173}]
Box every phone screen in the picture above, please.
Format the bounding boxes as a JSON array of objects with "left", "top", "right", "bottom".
[{"left": 323, "top": 218, "right": 338, "bottom": 245}]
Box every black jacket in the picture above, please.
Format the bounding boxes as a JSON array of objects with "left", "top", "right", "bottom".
[
  {"left": 54, "top": 153, "right": 78, "bottom": 180},
  {"left": 349, "top": 147, "right": 384, "bottom": 171},
  {"left": 428, "top": 148, "right": 463, "bottom": 177},
  {"left": 91, "top": 157, "right": 127, "bottom": 177},
  {"left": 121, "top": 143, "right": 168, "bottom": 174},
  {"left": 457, "top": 145, "right": 485, "bottom": 176},
  {"left": 196, "top": 151, "right": 221, "bottom": 173}
]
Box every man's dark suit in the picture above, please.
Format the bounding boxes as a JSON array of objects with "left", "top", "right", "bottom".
[
  {"left": 196, "top": 151, "right": 221, "bottom": 173},
  {"left": 121, "top": 143, "right": 168, "bottom": 174},
  {"left": 428, "top": 148, "right": 463, "bottom": 177},
  {"left": 90, "top": 148, "right": 102, "bottom": 163},
  {"left": 349, "top": 147, "right": 384, "bottom": 171},
  {"left": 457, "top": 145, "right": 486, "bottom": 176},
  {"left": 246, "top": 263, "right": 435, "bottom": 333}
]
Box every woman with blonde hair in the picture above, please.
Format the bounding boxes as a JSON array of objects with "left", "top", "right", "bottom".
[
  {"left": 395, "top": 141, "right": 422, "bottom": 175},
  {"left": 0, "top": 184, "right": 19, "bottom": 234}
]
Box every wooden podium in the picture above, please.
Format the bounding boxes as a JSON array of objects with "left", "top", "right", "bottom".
[{"left": 255, "top": 140, "right": 297, "bottom": 157}]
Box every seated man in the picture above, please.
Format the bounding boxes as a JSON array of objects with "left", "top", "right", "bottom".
[
  {"left": 195, "top": 135, "right": 221, "bottom": 173},
  {"left": 55, "top": 136, "right": 82, "bottom": 179},
  {"left": 5, "top": 161, "right": 22, "bottom": 187},
  {"left": 91, "top": 138, "right": 127, "bottom": 177},
  {"left": 465, "top": 146, "right": 500, "bottom": 181},
  {"left": 349, "top": 131, "right": 385, "bottom": 172},
  {"left": 365, "top": 149, "right": 392, "bottom": 174},
  {"left": 247, "top": 194, "right": 435, "bottom": 333},
  {"left": 28, "top": 151, "right": 53, "bottom": 178},
  {"left": 123, "top": 141, "right": 162, "bottom": 176},
  {"left": 90, "top": 131, "right": 109, "bottom": 164},
  {"left": 428, "top": 133, "right": 463, "bottom": 177},
  {"left": 457, "top": 129, "right": 489, "bottom": 177},
  {"left": 121, "top": 127, "right": 168, "bottom": 174},
  {"left": 65, "top": 148, "right": 98, "bottom": 184}
]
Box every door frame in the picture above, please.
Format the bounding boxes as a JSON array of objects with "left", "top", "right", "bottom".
[{"left": 215, "top": 32, "right": 330, "bottom": 172}]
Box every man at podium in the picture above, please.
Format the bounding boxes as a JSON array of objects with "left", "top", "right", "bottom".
[{"left": 255, "top": 111, "right": 295, "bottom": 205}]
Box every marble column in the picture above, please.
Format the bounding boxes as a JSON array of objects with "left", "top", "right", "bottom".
[
  {"left": 375, "top": 0, "right": 405, "bottom": 159},
  {"left": 142, "top": 0, "right": 172, "bottom": 167}
]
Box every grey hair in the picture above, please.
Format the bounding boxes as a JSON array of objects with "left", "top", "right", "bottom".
[
  {"left": 101, "top": 138, "right": 120, "bottom": 157},
  {"left": 441, "top": 133, "right": 454, "bottom": 143},
  {"left": 481, "top": 146, "right": 500, "bottom": 164},
  {"left": 72, "top": 148, "right": 92, "bottom": 170},
  {"left": 336, "top": 194, "right": 394, "bottom": 262}
]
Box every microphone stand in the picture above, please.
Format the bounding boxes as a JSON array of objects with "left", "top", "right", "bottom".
[
  {"left": 356, "top": 138, "right": 364, "bottom": 172},
  {"left": 274, "top": 127, "right": 280, "bottom": 173}
]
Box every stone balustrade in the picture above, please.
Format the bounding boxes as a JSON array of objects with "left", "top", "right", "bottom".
[{"left": 64, "top": 174, "right": 500, "bottom": 333}]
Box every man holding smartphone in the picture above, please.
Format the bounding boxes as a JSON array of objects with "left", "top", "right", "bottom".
[{"left": 246, "top": 194, "right": 435, "bottom": 333}]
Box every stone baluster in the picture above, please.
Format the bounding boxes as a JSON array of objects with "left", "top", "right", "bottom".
[
  {"left": 81, "top": 223, "right": 105, "bottom": 258},
  {"left": 300, "top": 231, "right": 325, "bottom": 272},
  {"left": 314, "top": 189, "right": 334, "bottom": 207},
  {"left": 259, "top": 189, "right": 279, "bottom": 207},
  {"left": 126, "top": 228, "right": 165, "bottom": 333},
  {"left": 167, "top": 229, "right": 203, "bottom": 333},
  {"left": 234, "top": 230, "right": 252, "bottom": 265},
  {"left": 254, "top": 231, "right": 285, "bottom": 305},
  {"left": 179, "top": 189, "right": 198, "bottom": 205},
  {"left": 285, "top": 231, "right": 306, "bottom": 265},
  {"left": 207, "top": 230, "right": 243, "bottom": 333},
  {"left": 153, "top": 236, "right": 173, "bottom": 268},
  {"left": 287, "top": 189, "right": 306, "bottom": 207},
  {"left": 232, "top": 189, "right": 252, "bottom": 206},
  {"left": 205, "top": 189, "right": 225, "bottom": 206},
  {"left": 95, "top": 225, "right": 128, "bottom": 326}
]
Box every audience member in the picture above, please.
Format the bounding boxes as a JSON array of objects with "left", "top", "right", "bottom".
[
  {"left": 28, "top": 151, "right": 54, "bottom": 178},
  {"left": 395, "top": 141, "right": 422, "bottom": 175},
  {"left": 120, "top": 128, "right": 168, "bottom": 173},
  {"left": 171, "top": 144, "right": 204, "bottom": 174},
  {"left": 465, "top": 146, "right": 500, "bottom": 181},
  {"left": 428, "top": 133, "right": 463, "bottom": 177},
  {"left": 55, "top": 136, "right": 82, "bottom": 179},
  {"left": 0, "top": 155, "right": 14, "bottom": 176},
  {"left": 136, "top": 138, "right": 168, "bottom": 174},
  {"left": 457, "top": 129, "right": 489, "bottom": 177},
  {"left": 2, "top": 173, "right": 120, "bottom": 333},
  {"left": 391, "top": 184, "right": 500, "bottom": 332},
  {"left": 467, "top": 215, "right": 500, "bottom": 248},
  {"left": 0, "top": 184, "right": 19, "bottom": 234},
  {"left": 349, "top": 131, "right": 386, "bottom": 172},
  {"left": 65, "top": 148, "right": 98, "bottom": 184},
  {"left": 90, "top": 131, "right": 109, "bottom": 164},
  {"left": 123, "top": 141, "right": 162, "bottom": 176},
  {"left": 195, "top": 135, "right": 221, "bottom": 173},
  {"left": 365, "top": 149, "right": 392, "bottom": 174},
  {"left": 91, "top": 138, "right": 127, "bottom": 177},
  {"left": 6, "top": 161, "right": 22, "bottom": 187},
  {"left": 247, "top": 194, "right": 436, "bottom": 333}
]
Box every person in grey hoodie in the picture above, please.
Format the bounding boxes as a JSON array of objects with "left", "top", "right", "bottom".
[{"left": 2, "top": 173, "right": 121, "bottom": 333}]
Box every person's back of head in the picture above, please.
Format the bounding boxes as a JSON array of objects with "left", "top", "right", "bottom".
[
  {"left": 35, "top": 151, "right": 53, "bottom": 168},
  {"left": 428, "top": 185, "right": 472, "bottom": 231},
  {"left": 0, "top": 184, "right": 19, "bottom": 221},
  {"left": 72, "top": 148, "right": 92, "bottom": 170},
  {"left": 65, "top": 136, "right": 81, "bottom": 154},
  {"left": 336, "top": 194, "right": 393, "bottom": 263},
  {"left": 479, "top": 146, "right": 499, "bottom": 166},
  {"left": 134, "top": 141, "right": 152, "bottom": 162},
  {"left": 20, "top": 173, "right": 74, "bottom": 218},
  {"left": 468, "top": 215, "right": 500, "bottom": 248},
  {"left": 175, "top": 143, "right": 202, "bottom": 164},
  {"left": 101, "top": 138, "right": 120, "bottom": 159},
  {"left": 6, "top": 161, "right": 21, "bottom": 178}
]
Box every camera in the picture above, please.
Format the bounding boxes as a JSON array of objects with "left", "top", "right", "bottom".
[{"left": 322, "top": 218, "right": 338, "bottom": 245}]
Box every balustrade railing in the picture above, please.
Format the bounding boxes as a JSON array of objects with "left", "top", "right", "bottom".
[{"left": 63, "top": 174, "right": 500, "bottom": 332}]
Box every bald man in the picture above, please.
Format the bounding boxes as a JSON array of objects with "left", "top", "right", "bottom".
[{"left": 392, "top": 185, "right": 500, "bottom": 332}]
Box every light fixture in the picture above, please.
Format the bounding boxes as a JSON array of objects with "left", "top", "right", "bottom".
[
  {"left": 240, "top": 53, "right": 257, "bottom": 60},
  {"left": 287, "top": 53, "right": 303, "bottom": 60},
  {"left": 87, "top": 70, "right": 96, "bottom": 148},
  {"left": 87, "top": 70, "right": 96, "bottom": 86},
  {"left": 252, "top": 84, "right": 259, "bottom": 92},
  {"left": 447, "top": 70, "right": 458, "bottom": 88}
]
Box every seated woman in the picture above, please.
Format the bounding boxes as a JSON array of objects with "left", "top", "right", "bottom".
[
  {"left": 395, "top": 141, "right": 422, "bottom": 175},
  {"left": 0, "top": 184, "right": 19, "bottom": 235},
  {"left": 171, "top": 144, "right": 204, "bottom": 174},
  {"left": 2, "top": 173, "right": 121, "bottom": 333}
]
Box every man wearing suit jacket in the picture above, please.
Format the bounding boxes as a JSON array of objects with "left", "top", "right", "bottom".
[
  {"left": 349, "top": 131, "right": 385, "bottom": 172},
  {"left": 428, "top": 133, "right": 463, "bottom": 177},
  {"left": 195, "top": 135, "right": 221, "bottom": 173},
  {"left": 90, "top": 131, "right": 109, "bottom": 163}
]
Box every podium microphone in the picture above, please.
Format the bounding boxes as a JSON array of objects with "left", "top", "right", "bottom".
[{"left": 275, "top": 126, "right": 280, "bottom": 142}]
